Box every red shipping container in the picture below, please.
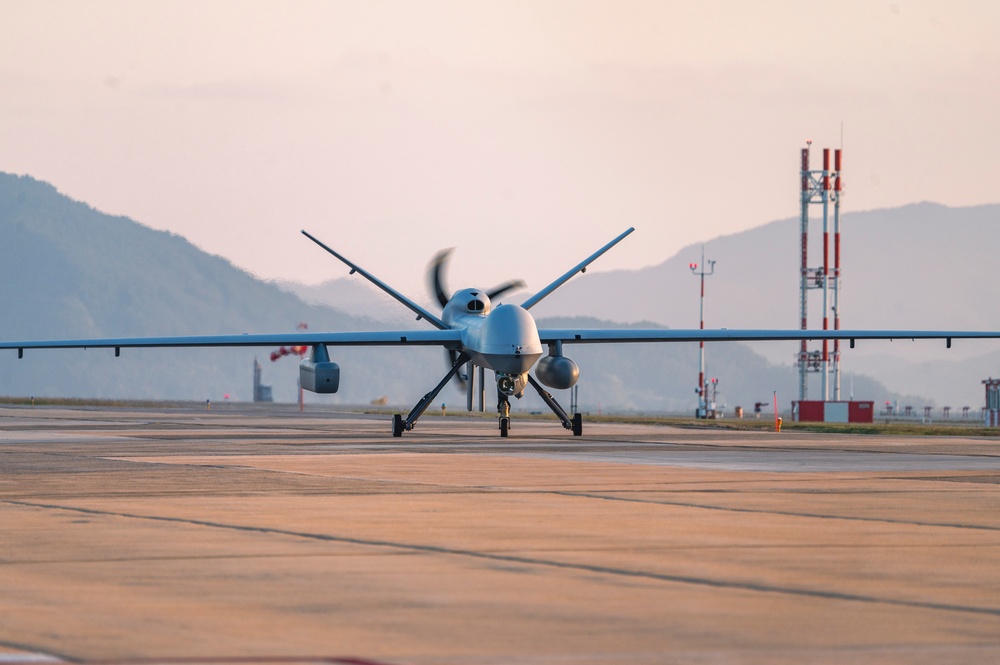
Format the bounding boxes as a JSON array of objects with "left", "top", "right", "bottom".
[
  {"left": 795, "top": 401, "right": 826, "bottom": 422},
  {"left": 848, "top": 401, "right": 874, "bottom": 423}
]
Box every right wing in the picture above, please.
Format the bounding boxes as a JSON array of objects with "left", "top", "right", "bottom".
[
  {"left": 0, "top": 329, "right": 463, "bottom": 356},
  {"left": 537, "top": 328, "right": 1000, "bottom": 346},
  {"left": 520, "top": 228, "right": 635, "bottom": 310}
]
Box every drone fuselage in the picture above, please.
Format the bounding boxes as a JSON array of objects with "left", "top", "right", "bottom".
[{"left": 443, "top": 288, "right": 543, "bottom": 386}]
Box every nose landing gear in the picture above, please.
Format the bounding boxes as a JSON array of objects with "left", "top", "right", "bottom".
[{"left": 498, "top": 391, "right": 511, "bottom": 437}]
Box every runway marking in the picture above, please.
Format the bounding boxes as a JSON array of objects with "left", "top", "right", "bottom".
[
  {"left": 6, "top": 498, "right": 1000, "bottom": 620},
  {"left": 84, "top": 657, "right": 399, "bottom": 665},
  {"left": 0, "top": 651, "right": 64, "bottom": 663}
]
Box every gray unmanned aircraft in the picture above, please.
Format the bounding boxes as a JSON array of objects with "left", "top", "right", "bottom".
[{"left": 3, "top": 227, "right": 1000, "bottom": 437}]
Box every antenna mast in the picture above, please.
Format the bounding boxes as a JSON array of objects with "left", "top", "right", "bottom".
[{"left": 799, "top": 142, "right": 844, "bottom": 402}]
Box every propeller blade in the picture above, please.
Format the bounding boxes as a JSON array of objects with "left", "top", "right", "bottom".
[
  {"left": 428, "top": 248, "right": 454, "bottom": 309},
  {"left": 486, "top": 279, "right": 527, "bottom": 302},
  {"left": 430, "top": 247, "right": 525, "bottom": 308}
]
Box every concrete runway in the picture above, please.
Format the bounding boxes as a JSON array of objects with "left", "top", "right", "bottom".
[{"left": 2, "top": 404, "right": 1000, "bottom": 664}]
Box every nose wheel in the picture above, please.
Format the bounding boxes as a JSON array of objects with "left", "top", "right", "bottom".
[{"left": 498, "top": 390, "right": 511, "bottom": 437}]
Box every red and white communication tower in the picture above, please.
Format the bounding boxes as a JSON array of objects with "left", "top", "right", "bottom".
[{"left": 798, "top": 142, "right": 843, "bottom": 402}]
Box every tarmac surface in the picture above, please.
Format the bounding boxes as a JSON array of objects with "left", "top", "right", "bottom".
[{"left": 2, "top": 404, "right": 1000, "bottom": 664}]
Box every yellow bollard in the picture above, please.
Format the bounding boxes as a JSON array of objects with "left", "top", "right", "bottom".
[{"left": 776, "top": 417, "right": 782, "bottom": 432}]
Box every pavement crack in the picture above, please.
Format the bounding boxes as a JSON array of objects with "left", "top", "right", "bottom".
[
  {"left": 5, "top": 498, "right": 1000, "bottom": 620},
  {"left": 552, "top": 491, "right": 1000, "bottom": 532}
]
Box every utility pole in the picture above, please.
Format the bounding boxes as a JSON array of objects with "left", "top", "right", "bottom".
[{"left": 689, "top": 246, "right": 716, "bottom": 418}]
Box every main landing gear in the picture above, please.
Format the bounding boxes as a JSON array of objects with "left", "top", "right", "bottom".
[
  {"left": 527, "top": 374, "right": 583, "bottom": 436},
  {"left": 391, "top": 352, "right": 469, "bottom": 437}
]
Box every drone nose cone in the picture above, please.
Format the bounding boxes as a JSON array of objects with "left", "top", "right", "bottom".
[
  {"left": 483, "top": 305, "right": 539, "bottom": 345},
  {"left": 479, "top": 305, "right": 543, "bottom": 374}
]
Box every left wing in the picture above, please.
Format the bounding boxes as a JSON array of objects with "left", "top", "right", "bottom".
[
  {"left": 539, "top": 328, "right": 1000, "bottom": 347},
  {"left": 0, "top": 329, "right": 463, "bottom": 356},
  {"left": 301, "top": 230, "right": 448, "bottom": 329}
]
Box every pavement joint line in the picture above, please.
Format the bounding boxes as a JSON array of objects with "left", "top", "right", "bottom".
[
  {"left": 553, "top": 490, "right": 1000, "bottom": 531},
  {"left": 96, "top": 457, "right": 514, "bottom": 491},
  {"left": 34, "top": 453, "right": 999, "bottom": 519},
  {"left": 5, "top": 498, "right": 1000, "bottom": 620}
]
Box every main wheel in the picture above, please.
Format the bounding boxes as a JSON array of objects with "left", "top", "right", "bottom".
[
  {"left": 499, "top": 417, "right": 509, "bottom": 438},
  {"left": 392, "top": 414, "right": 404, "bottom": 437},
  {"left": 572, "top": 412, "right": 583, "bottom": 436}
]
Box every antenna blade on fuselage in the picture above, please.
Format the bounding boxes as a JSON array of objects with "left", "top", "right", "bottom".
[
  {"left": 302, "top": 230, "right": 448, "bottom": 330},
  {"left": 520, "top": 227, "right": 635, "bottom": 310}
]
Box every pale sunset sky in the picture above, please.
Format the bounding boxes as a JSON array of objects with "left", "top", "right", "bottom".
[{"left": 2, "top": 0, "right": 998, "bottom": 289}]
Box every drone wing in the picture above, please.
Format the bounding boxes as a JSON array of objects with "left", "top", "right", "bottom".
[
  {"left": 537, "top": 328, "right": 1000, "bottom": 346},
  {"left": 521, "top": 228, "right": 635, "bottom": 310},
  {"left": 1, "top": 329, "right": 463, "bottom": 356},
  {"left": 302, "top": 230, "right": 448, "bottom": 330}
]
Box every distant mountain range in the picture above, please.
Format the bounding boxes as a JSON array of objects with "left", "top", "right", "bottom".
[
  {"left": 0, "top": 173, "right": 420, "bottom": 405},
  {"left": 527, "top": 202, "right": 1000, "bottom": 333},
  {"left": 0, "top": 171, "right": 985, "bottom": 413}
]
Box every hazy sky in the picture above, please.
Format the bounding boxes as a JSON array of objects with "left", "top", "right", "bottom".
[{"left": 3, "top": 0, "right": 999, "bottom": 292}]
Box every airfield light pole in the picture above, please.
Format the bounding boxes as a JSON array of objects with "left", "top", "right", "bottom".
[
  {"left": 689, "top": 246, "right": 716, "bottom": 418},
  {"left": 831, "top": 148, "right": 843, "bottom": 401}
]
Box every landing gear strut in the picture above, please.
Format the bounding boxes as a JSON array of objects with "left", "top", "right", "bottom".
[
  {"left": 498, "top": 390, "right": 511, "bottom": 438},
  {"left": 527, "top": 374, "right": 583, "bottom": 436},
  {"left": 391, "top": 352, "right": 469, "bottom": 437}
]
